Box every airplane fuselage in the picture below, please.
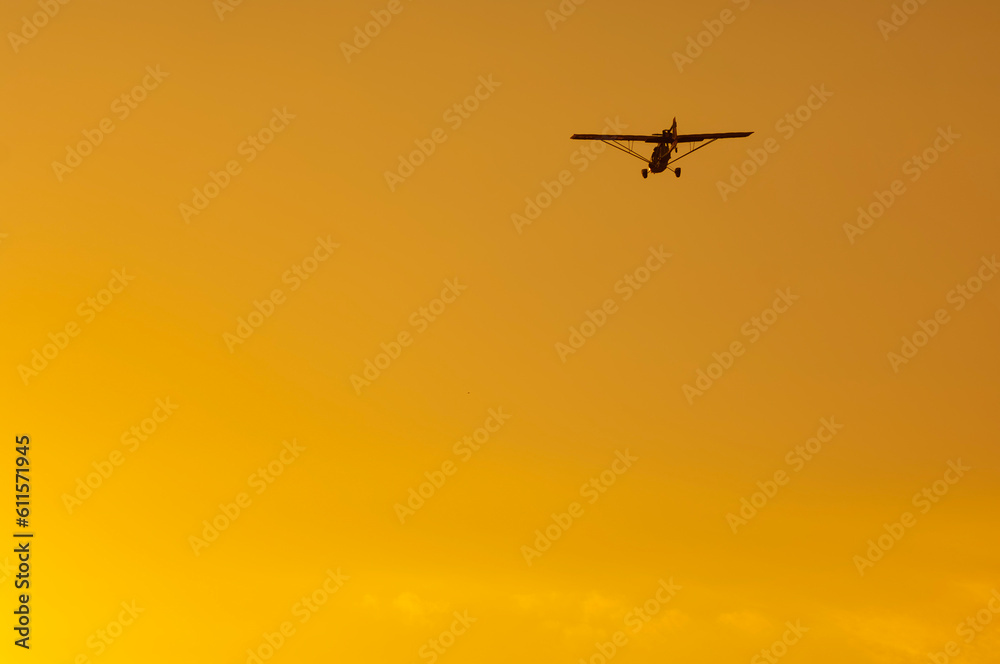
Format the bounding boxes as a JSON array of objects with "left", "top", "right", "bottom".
[
  {"left": 649, "top": 142, "right": 672, "bottom": 173},
  {"left": 647, "top": 126, "right": 678, "bottom": 175}
]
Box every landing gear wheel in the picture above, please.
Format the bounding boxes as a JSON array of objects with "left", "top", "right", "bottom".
[
  {"left": 641, "top": 169, "right": 649, "bottom": 179},
  {"left": 675, "top": 167, "right": 682, "bottom": 178}
]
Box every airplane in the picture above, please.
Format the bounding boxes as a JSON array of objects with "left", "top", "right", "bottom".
[{"left": 570, "top": 118, "right": 753, "bottom": 179}]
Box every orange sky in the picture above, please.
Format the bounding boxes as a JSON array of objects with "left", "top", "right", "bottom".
[{"left": 2, "top": 1, "right": 999, "bottom": 663}]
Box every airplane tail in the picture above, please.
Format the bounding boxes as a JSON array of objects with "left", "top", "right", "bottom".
[{"left": 669, "top": 117, "right": 679, "bottom": 154}]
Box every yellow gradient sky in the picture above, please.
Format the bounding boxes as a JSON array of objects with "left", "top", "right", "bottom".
[{"left": 2, "top": 1, "right": 999, "bottom": 663}]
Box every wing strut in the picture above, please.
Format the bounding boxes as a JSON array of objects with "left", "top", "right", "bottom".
[
  {"left": 669, "top": 138, "right": 718, "bottom": 166},
  {"left": 601, "top": 138, "right": 649, "bottom": 164}
]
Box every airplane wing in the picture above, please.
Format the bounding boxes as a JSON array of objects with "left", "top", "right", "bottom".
[
  {"left": 676, "top": 131, "right": 753, "bottom": 143},
  {"left": 570, "top": 132, "right": 753, "bottom": 143},
  {"left": 570, "top": 134, "right": 668, "bottom": 143}
]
